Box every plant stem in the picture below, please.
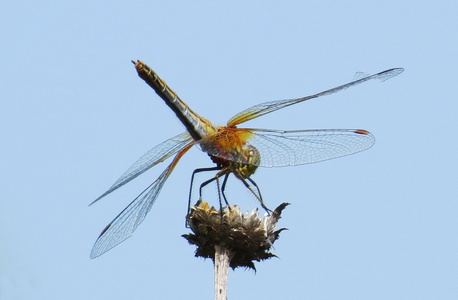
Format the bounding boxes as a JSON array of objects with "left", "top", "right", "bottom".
[{"left": 214, "top": 245, "right": 230, "bottom": 300}]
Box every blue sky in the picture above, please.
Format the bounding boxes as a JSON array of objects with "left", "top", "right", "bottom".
[{"left": 1, "top": 1, "right": 457, "bottom": 299}]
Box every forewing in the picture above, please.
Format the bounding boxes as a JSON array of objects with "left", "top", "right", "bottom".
[
  {"left": 204, "top": 128, "right": 375, "bottom": 167},
  {"left": 91, "top": 132, "right": 193, "bottom": 205},
  {"left": 227, "top": 68, "right": 404, "bottom": 126}
]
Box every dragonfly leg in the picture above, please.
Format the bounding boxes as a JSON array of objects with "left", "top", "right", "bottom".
[
  {"left": 205, "top": 170, "right": 229, "bottom": 221},
  {"left": 220, "top": 173, "right": 232, "bottom": 209},
  {"left": 199, "top": 175, "right": 218, "bottom": 198},
  {"left": 242, "top": 177, "right": 272, "bottom": 214},
  {"left": 186, "top": 166, "right": 221, "bottom": 227},
  {"left": 215, "top": 175, "right": 224, "bottom": 216}
]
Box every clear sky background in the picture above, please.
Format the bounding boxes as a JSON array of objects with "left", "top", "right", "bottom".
[{"left": 1, "top": 1, "right": 457, "bottom": 299}]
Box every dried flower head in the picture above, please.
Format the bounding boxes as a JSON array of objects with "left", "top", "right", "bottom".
[{"left": 183, "top": 201, "right": 289, "bottom": 270}]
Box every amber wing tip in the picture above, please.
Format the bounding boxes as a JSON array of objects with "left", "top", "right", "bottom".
[{"left": 354, "top": 129, "right": 370, "bottom": 135}]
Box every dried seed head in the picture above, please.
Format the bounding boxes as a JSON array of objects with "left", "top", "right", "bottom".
[{"left": 183, "top": 201, "right": 289, "bottom": 270}]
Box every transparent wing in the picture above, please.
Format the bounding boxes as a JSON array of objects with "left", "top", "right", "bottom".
[
  {"left": 90, "top": 144, "right": 192, "bottom": 258},
  {"left": 90, "top": 165, "right": 172, "bottom": 258},
  {"left": 202, "top": 128, "right": 375, "bottom": 167},
  {"left": 90, "top": 132, "right": 193, "bottom": 205},
  {"left": 227, "top": 68, "right": 404, "bottom": 126}
]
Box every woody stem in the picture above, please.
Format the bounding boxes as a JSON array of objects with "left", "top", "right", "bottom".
[{"left": 214, "top": 244, "right": 230, "bottom": 300}]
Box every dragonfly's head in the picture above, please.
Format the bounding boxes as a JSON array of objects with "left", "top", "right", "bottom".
[
  {"left": 235, "top": 145, "right": 260, "bottom": 179},
  {"left": 243, "top": 145, "right": 261, "bottom": 167}
]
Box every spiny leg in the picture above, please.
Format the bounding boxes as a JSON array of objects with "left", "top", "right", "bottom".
[
  {"left": 186, "top": 166, "right": 221, "bottom": 226},
  {"left": 197, "top": 172, "right": 227, "bottom": 215},
  {"left": 220, "top": 173, "right": 232, "bottom": 209},
  {"left": 246, "top": 177, "right": 263, "bottom": 203},
  {"left": 188, "top": 167, "right": 221, "bottom": 204},
  {"left": 199, "top": 176, "right": 218, "bottom": 200},
  {"left": 215, "top": 175, "right": 224, "bottom": 216},
  {"left": 240, "top": 176, "right": 272, "bottom": 214},
  {"left": 199, "top": 168, "right": 230, "bottom": 220},
  {"left": 199, "top": 168, "right": 232, "bottom": 220}
]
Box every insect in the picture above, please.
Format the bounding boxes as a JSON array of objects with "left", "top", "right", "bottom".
[{"left": 90, "top": 61, "right": 403, "bottom": 258}]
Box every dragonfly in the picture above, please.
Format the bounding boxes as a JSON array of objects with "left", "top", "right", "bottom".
[{"left": 90, "top": 60, "right": 404, "bottom": 258}]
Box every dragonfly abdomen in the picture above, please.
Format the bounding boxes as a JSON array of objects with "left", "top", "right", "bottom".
[{"left": 133, "top": 60, "right": 216, "bottom": 141}]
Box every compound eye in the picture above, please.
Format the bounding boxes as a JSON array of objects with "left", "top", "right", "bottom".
[{"left": 244, "top": 145, "right": 261, "bottom": 166}]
